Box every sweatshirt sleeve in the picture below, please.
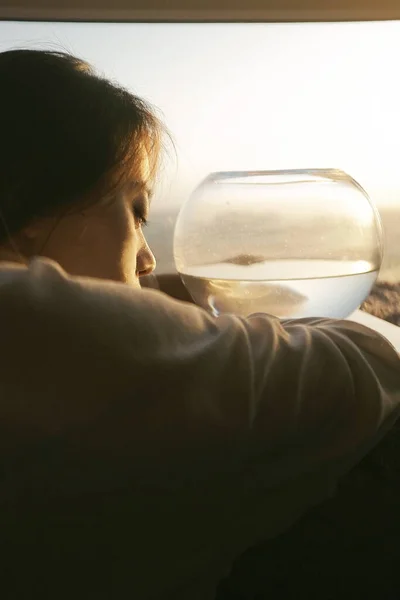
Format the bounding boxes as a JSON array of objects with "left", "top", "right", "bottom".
[{"left": 1, "top": 257, "right": 400, "bottom": 582}]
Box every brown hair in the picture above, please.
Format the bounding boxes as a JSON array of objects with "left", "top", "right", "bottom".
[{"left": 0, "top": 48, "right": 170, "bottom": 242}]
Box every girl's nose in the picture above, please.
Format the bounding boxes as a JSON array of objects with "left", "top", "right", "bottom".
[{"left": 137, "top": 243, "right": 156, "bottom": 277}]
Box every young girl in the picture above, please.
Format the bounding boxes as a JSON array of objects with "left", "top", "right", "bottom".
[{"left": 0, "top": 49, "right": 399, "bottom": 600}]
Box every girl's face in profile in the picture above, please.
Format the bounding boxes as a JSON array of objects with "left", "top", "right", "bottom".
[{"left": 26, "top": 155, "right": 156, "bottom": 287}]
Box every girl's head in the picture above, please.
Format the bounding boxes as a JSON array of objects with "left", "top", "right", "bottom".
[{"left": 0, "top": 48, "right": 168, "bottom": 286}]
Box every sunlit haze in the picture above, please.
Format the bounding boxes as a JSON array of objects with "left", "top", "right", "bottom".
[{"left": 1, "top": 20, "right": 400, "bottom": 211}]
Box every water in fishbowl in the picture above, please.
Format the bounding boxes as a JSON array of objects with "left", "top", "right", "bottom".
[{"left": 179, "top": 257, "right": 378, "bottom": 319}]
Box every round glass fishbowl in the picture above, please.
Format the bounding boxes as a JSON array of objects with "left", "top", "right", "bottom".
[{"left": 173, "top": 169, "right": 383, "bottom": 319}]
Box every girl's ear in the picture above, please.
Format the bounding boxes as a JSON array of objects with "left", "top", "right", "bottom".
[
  {"left": 17, "top": 217, "right": 56, "bottom": 256},
  {"left": 21, "top": 217, "right": 48, "bottom": 240}
]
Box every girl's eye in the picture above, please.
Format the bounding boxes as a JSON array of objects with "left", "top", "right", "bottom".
[{"left": 132, "top": 205, "right": 148, "bottom": 228}]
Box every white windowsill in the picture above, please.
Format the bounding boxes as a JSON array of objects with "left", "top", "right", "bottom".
[{"left": 348, "top": 310, "right": 400, "bottom": 352}]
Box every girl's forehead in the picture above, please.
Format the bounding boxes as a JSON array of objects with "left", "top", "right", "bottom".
[
  {"left": 140, "top": 150, "right": 151, "bottom": 181},
  {"left": 126, "top": 146, "right": 152, "bottom": 187},
  {"left": 115, "top": 139, "right": 159, "bottom": 201}
]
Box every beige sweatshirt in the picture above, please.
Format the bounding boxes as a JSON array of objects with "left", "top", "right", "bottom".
[{"left": 0, "top": 257, "right": 400, "bottom": 600}]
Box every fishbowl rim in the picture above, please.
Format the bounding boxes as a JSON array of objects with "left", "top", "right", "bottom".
[{"left": 184, "top": 168, "right": 384, "bottom": 263}]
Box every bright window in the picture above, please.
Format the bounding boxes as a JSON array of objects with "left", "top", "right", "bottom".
[{"left": 1, "top": 20, "right": 400, "bottom": 276}]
